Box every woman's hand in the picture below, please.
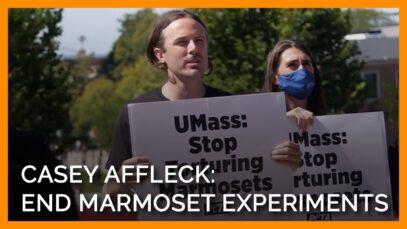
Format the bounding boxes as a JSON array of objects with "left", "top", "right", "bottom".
[{"left": 287, "top": 107, "right": 314, "bottom": 133}]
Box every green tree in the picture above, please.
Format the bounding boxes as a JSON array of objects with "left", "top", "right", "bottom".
[
  {"left": 348, "top": 9, "right": 398, "bottom": 33},
  {"left": 115, "top": 57, "right": 165, "bottom": 102},
  {"left": 9, "top": 8, "right": 71, "bottom": 143},
  {"left": 109, "top": 9, "right": 158, "bottom": 80},
  {"left": 70, "top": 78, "right": 122, "bottom": 149},
  {"left": 193, "top": 8, "right": 279, "bottom": 93},
  {"left": 68, "top": 48, "right": 95, "bottom": 98},
  {"left": 71, "top": 9, "right": 163, "bottom": 149},
  {"left": 277, "top": 9, "right": 366, "bottom": 112},
  {"left": 193, "top": 8, "right": 365, "bottom": 113},
  {"left": 63, "top": 41, "right": 100, "bottom": 149},
  {"left": 383, "top": 82, "right": 398, "bottom": 129},
  {"left": 70, "top": 57, "right": 164, "bottom": 150}
]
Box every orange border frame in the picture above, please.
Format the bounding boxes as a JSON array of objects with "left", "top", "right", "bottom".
[{"left": 1, "top": 1, "right": 403, "bottom": 229}]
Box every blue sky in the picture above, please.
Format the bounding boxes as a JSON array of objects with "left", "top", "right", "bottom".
[
  {"left": 57, "top": 8, "right": 399, "bottom": 58},
  {"left": 57, "top": 8, "right": 172, "bottom": 58}
]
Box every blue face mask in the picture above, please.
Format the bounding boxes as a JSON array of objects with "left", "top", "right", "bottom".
[{"left": 278, "top": 68, "right": 315, "bottom": 100}]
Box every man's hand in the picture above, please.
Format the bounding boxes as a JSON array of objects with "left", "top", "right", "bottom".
[{"left": 271, "top": 141, "right": 302, "bottom": 172}]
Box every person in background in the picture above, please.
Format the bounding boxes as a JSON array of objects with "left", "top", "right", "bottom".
[{"left": 262, "top": 39, "right": 326, "bottom": 171}]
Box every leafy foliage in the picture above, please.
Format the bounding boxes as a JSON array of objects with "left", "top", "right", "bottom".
[
  {"left": 10, "top": 8, "right": 397, "bottom": 151},
  {"left": 193, "top": 9, "right": 279, "bottom": 93},
  {"left": 348, "top": 9, "right": 398, "bottom": 33},
  {"left": 67, "top": 49, "right": 96, "bottom": 98},
  {"left": 9, "top": 9, "right": 71, "bottom": 143},
  {"left": 69, "top": 10, "right": 164, "bottom": 149},
  {"left": 277, "top": 9, "right": 366, "bottom": 112},
  {"left": 193, "top": 8, "right": 366, "bottom": 113},
  {"left": 109, "top": 9, "right": 157, "bottom": 80},
  {"left": 115, "top": 57, "right": 165, "bottom": 102},
  {"left": 70, "top": 78, "right": 121, "bottom": 149},
  {"left": 382, "top": 82, "right": 398, "bottom": 129}
]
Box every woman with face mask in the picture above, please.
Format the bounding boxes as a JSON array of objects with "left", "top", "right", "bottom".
[{"left": 262, "top": 40, "right": 326, "bottom": 171}]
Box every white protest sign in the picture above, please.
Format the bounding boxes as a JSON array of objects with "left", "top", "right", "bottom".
[
  {"left": 128, "top": 93, "right": 294, "bottom": 220},
  {"left": 290, "top": 112, "right": 393, "bottom": 220}
]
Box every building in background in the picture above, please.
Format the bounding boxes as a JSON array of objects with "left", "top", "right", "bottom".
[{"left": 346, "top": 25, "right": 399, "bottom": 146}]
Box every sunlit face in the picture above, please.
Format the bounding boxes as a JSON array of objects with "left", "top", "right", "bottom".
[
  {"left": 274, "top": 47, "right": 314, "bottom": 84},
  {"left": 154, "top": 18, "right": 208, "bottom": 81}
]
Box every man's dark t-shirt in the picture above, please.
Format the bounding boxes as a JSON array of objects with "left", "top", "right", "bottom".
[{"left": 106, "top": 85, "right": 231, "bottom": 170}]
